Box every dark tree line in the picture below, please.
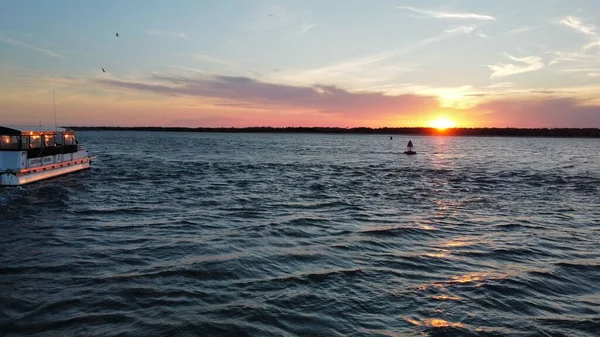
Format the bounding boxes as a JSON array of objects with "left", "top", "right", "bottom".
[{"left": 66, "top": 126, "right": 600, "bottom": 138}]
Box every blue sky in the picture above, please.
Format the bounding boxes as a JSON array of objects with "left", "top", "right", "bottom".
[{"left": 1, "top": 0, "right": 599, "bottom": 127}]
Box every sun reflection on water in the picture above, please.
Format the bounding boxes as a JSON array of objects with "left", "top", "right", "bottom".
[
  {"left": 419, "top": 224, "right": 436, "bottom": 231},
  {"left": 423, "top": 318, "right": 463, "bottom": 328},
  {"left": 431, "top": 294, "right": 461, "bottom": 301},
  {"left": 450, "top": 272, "right": 487, "bottom": 284},
  {"left": 442, "top": 237, "right": 479, "bottom": 248},
  {"left": 404, "top": 316, "right": 464, "bottom": 328},
  {"left": 424, "top": 250, "right": 450, "bottom": 258},
  {"left": 416, "top": 271, "right": 510, "bottom": 293}
]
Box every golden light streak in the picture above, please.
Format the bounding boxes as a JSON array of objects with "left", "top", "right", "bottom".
[{"left": 429, "top": 117, "right": 456, "bottom": 130}]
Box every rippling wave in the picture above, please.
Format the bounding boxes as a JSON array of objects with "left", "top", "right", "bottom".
[{"left": 1, "top": 132, "right": 599, "bottom": 336}]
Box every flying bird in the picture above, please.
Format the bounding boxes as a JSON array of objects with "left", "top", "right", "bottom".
[
  {"left": 115, "top": 33, "right": 119, "bottom": 37},
  {"left": 102, "top": 68, "right": 106, "bottom": 73}
]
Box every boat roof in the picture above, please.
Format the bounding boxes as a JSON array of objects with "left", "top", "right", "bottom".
[{"left": 0, "top": 126, "right": 72, "bottom": 135}]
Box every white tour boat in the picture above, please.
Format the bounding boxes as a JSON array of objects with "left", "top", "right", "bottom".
[{"left": 0, "top": 126, "right": 97, "bottom": 186}]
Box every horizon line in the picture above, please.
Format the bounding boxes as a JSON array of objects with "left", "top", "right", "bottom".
[
  {"left": 63, "top": 126, "right": 600, "bottom": 138},
  {"left": 63, "top": 126, "right": 600, "bottom": 130}
]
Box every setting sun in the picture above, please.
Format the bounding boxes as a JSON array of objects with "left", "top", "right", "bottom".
[{"left": 430, "top": 117, "right": 456, "bottom": 130}]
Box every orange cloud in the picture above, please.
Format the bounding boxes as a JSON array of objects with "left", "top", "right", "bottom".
[
  {"left": 1, "top": 72, "right": 599, "bottom": 128},
  {"left": 475, "top": 97, "right": 600, "bottom": 127}
]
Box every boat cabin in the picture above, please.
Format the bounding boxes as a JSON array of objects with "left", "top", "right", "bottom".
[{"left": 0, "top": 126, "right": 82, "bottom": 171}]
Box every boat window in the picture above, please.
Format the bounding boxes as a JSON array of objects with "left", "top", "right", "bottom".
[
  {"left": 64, "top": 133, "right": 74, "bottom": 145},
  {"left": 30, "top": 135, "right": 42, "bottom": 148},
  {"left": 44, "top": 134, "right": 56, "bottom": 147},
  {"left": 21, "top": 136, "right": 29, "bottom": 150},
  {"left": 0, "top": 135, "right": 21, "bottom": 150}
]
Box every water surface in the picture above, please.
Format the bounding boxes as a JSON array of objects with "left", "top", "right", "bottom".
[{"left": 1, "top": 132, "right": 599, "bottom": 336}]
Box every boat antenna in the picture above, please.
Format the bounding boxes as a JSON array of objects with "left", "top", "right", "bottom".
[{"left": 53, "top": 89, "right": 57, "bottom": 133}]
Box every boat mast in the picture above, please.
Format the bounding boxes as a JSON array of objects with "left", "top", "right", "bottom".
[{"left": 53, "top": 89, "right": 57, "bottom": 133}]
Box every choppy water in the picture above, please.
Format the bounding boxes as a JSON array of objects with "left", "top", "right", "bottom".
[{"left": 1, "top": 131, "right": 599, "bottom": 336}]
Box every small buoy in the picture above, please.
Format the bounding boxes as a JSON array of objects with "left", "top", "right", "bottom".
[{"left": 404, "top": 140, "right": 416, "bottom": 155}]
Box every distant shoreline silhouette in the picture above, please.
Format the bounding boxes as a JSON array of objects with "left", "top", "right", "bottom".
[{"left": 64, "top": 126, "right": 600, "bottom": 138}]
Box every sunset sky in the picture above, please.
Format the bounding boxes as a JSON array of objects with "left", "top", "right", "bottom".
[{"left": 1, "top": 0, "right": 599, "bottom": 128}]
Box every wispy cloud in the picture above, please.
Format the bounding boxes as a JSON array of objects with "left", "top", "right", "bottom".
[
  {"left": 445, "top": 25, "right": 476, "bottom": 34},
  {"left": 487, "top": 82, "right": 515, "bottom": 88},
  {"left": 560, "top": 67, "right": 600, "bottom": 78},
  {"left": 548, "top": 51, "right": 594, "bottom": 65},
  {"left": 561, "top": 67, "right": 600, "bottom": 73},
  {"left": 560, "top": 16, "right": 596, "bottom": 36},
  {"left": 397, "top": 6, "right": 496, "bottom": 20},
  {"left": 488, "top": 54, "right": 544, "bottom": 78},
  {"left": 266, "top": 25, "right": 476, "bottom": 88},
  {"left": 194, "top": 54, "right": 236, "bottom": 67},
  {"left": 169, "top": 65, "right": 205, "bottom": 74},
  {"left": 0, "top": 63, "right": 49, "bottom": 83},
  {"left": 0, "top": 35, "right": 65, "bottom": 59},
  {"left": 583, "top": 40, "right": 600, "bottom": 50},
  {"left": 414, "top": 84, "right": 484, "bottom": 109},
  {"left": 507, "top": 26, "right": 542, "bottom": 34},
  {"left": 146, "top": 29, "right": 190, "bottom": 40},
  {"left": 477, "top": 30, "right": 488, "bottom": 38},
  {"left": 550, "top": 16, "right": 599, "bottom": 70},
  {"left": 266, "top": 50, "right": 402, "bottom": 85},
  {"left": 298, "top": 23, "right": 316, "bottom": 36}
]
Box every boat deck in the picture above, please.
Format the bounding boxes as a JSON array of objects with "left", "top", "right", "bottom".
[{"left": 17, "top": 157, "right": 92, "bottom": 175}]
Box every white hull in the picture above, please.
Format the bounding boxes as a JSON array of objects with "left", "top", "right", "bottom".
[{"left": 0, "top": 157, "right": 95, "bottom": 186}]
